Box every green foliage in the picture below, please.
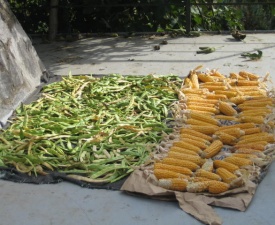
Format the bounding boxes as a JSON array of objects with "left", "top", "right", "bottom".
[{"left": 6, "top": 0, "right": 275, "bottom": 34}]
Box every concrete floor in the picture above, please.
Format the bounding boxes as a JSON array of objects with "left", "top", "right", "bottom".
[{"left": 1, "top": 33, "right": 275, "bottom": 225}]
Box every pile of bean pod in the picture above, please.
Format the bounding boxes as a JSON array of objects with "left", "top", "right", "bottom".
[{"left": 0, "top": 74, "right": 182, "bottom": 183}]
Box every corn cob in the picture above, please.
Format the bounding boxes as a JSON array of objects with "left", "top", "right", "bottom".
[
  {"left": 234, "top": 142, "right": 267, "bottom": 151},
  {"left": 233, "top": 80, "right": 260, "bottom": 86},
  {"left": 154, "top": 169, "right": 189, "bottom": 179},
  {"left": 187, "top": 98, "right": 218, "bottom": 105},
  {"left": 229, "top": 72, "right": 246, "bottom": 80},
  {"left": 188, "top": 111, "right": 220, "bottom": 126},
  {"left": 238, "top": 71, "right": 260, "bottom": 81},
  {"left": 234, "top": 149, "right": 266, "bottom": 157},
  {"left": 239, "top": 110, "right": 271, "bottom": 117},
  {"left": 218, "top": 101, "right": 238, "bottom": 116},
  {"left": 201, "top": 159, "right": 214, "bottom": 172},
  {"left": 217, "top": 123, "right": 255, "bottom": 131},
  {"left": 201, "top": 85, "right": 228, "bottom": 92},
  {"left": 206, "top": 94, "right": 228, "bottom": 100},
  {"left": 239, "top": 132, "right": 271, "bottom": 141},
  {"left": 182, "top": 89, "right": 205, "bottom": 95},
  {"left": 161, "top": 158, "right": 200, "bottom": 171},
  {"left": 179, "top": 137, "right": 210, "bottom": 149},
  {"left": 186, "top": 102, "right": 216, "bottom": 108},
  {"left": 187, "top": 125, "right": 218, "bottom": 136},
  {"left": 239, "top": 116, "right": 264, "bottom": 124},
  {"left": 215, "top": 90, "right": 239, "bottom": 98},
  {"left": 186, "top": 118, "right": 218, "bottom": 127},
  {"left": 213, "top": 160, "right": 239, "bottom": 173},
  {"left": 173, "top": 141, "right": 202, "bottom": 153},
  {"left": 229, "top": 96, "right": 251, "bottom": 105},
  {"left": 214, "top": 127, "right": 244, "bottom": 138},
  {"left": 180, "top": 133, "right": 211, "bottom": 144},
  {"left": 169, "top": 146, "right": 200, "bottom": 156},
  {"left": 215, "top": 168, "right": 238, "bottom": 184},
  {"left": 238, "top": 90, "right": 266, "bottom": 97},
  {"left": 195, "top": 169, "right": 222, "bottom": 181},
  {"left": 208, "top": 180, "right": 230, "bottom": 194},
  {"left": 180, "top": 128, "right": 213, "bottom": 141},
  {"left": 186, "top": 181, "right": 210, "bottom": 193},
  {"left": 197, "top": 73, "right": 215, "bottom": 83},
  {"left": 223, "top": 156, "right": 253, "bottom": 167},
  {"left": 168, "top": 151, "right": 205, "bottom": 166},
  {"left": 200, "top": 81, "right": 226, "bottom": 87},
  {"left": 201, "top": 140, "right": 223, "bottom": 159},
  {"left": 239, "top": 100, "right": 273, "bottom": 107},
  {"left": 237, "top": 133, "right": 274, "bottom": 144},
  {"left": 157, "top": 178, "right": 188, "bottom": 191},
  {"left": 186, "top": 110, "right": 215, "bottom": 116},
  {"left": 231, "top": 153, "right": 258, "bottom": 159},
  {"left": 187, "top": 105, "right": 219, "bottom": 114},
  {"left": 213, "top": 132, "right": 237, "bottom": 145},
  {"left": 190, "top": 73, "right": 200, "bottom": 89},
  {"left": 154, "top": 163, "right": 193, "bottom": 176},
  {"left": 215, "top": 115, "right": 240, "bottom": 122}
]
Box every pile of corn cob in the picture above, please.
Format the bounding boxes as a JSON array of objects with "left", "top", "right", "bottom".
[{"left": 151, "top": 66, "right": 275, "bottom": 194}]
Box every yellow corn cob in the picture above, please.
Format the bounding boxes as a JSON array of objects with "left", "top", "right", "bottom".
[
  {"left": 167, "top": 151, "right": 205, "bottom": 166},
  {"left": 214, "top": 127, "right": 244, "bottom": 138},
  {"left": 169, "top": 146, "right": 200, "bottom": 156},
  {"left": 234, "top": 80, "right": 260, "bottom": 86},
  {"left": 241, "top": 127, "right": 262, "bottom": 135},
  {"left": 244, "top": 96, "right": 273, "bottom": 102},
  {"left": 238, "top": 106, "right": 271, "bottom": 112},
  {"left": 213, "top": 132, "right": 237, "bottom": 145},
  {"left": 186, "top": 102, "right": 216, "bottom": 108},
  {"left": 215, "top": 90, "right": 239, "bottom": 98},
  {"left": 183, "top": 77, "right": 193, "bottom": 88},
  {"left": 218, "top": 101, "right": 238, "bottom": 116},
  {"left": 161, "top": 158, "right": 200, "bottom": 171},
  {"left": 217, "top": 123, "right": 255, "bottom": 131},
  {"left": 240, "top": 115, "right": 264, "bottom": 124},
  {"left": 237, "top": 133, "right": 274, "bottom": 144},
  {"left": 201, "top": 140, "right": 223, "bottom": 159},
  {"left": 234, "top": 149, "right": 266, "bottom": 157},
  {"left": 188, "top": 111, "right": 220, "bottom": 126},
  {"left": 199, "top": 81, "right": 226, "bottom": 87},
  {"left": 186, "top": 110, "right": 215, "bottom": 116},
  {"left": 214, "top": 115, "right": 240, "bottom": 122},
  {"left": 197, "top": 73, "right": 215, "bottom": 83},
  {"left": 187, "top": 125, "right": 218, "bottom": 136},
  {"left": 186, "top": 181, "right": 210, "bottom": 193},
  {"left": 208, "top": 180, "right": 230, "bottom": 194},
  {"left": 201, "top": 159, "right": 214, "bottom": 172},
  {"left": 238, "top": 71, "right": 260, "bottom": 81},
  {"left": 231, "top": 153, "right": 258, "bottom": 159},
  {"left": 157, "top": 178, "right": 188, "bottom": 191},
  {"left": 239, "top": 90, "right": 266, "bottom": 97},
  {"left": 185, "top": 95, "right": 205, "bottom": 101},
  {"left": 180, "top": 133, "right": 211, "bottom": 144},
  {"left": 223, "top": 156, "right": 253, "bottom": 167},
  {"left": 213, "top": 160, "right": 239, "bottom": 173},
  {"left": 154, "top": 169, "right": 189, "bottom": 179},
  {"left": 195, "top": 169, "right": 221, "bottom": 181},
  {"left": 180, "top": 128, "right": 213, "bottom": 141},
  {"left": 239, "top": 100, "right": 273, "bottom": 107},
  {"left": 239, "top": 132, "right": 270, "bottom": 141},
  {"left": 182, "top": 89, "right": 205, "bottom": 94},
  {"left": 186, "top": 118, "right": 218, "bottom": 127},
  {"left": 229, "top": 96, "right": 251, "bottom": 105},
  {"left": 179, "top": 137, "right": 210, "bottom": 149},
  {"left": 190, "top": 73, "right": 200, "bottom": 89},
  {"left": 239, "top": 110, "right": 271, "bottom": 117},
  {"left": 229, "top": 72, "right": 246, "bottom": 80},
  {"left": 234, "top": 142, "right": 267, "bottom": 151},
  {"left": 215, "top": 168, "right": 238, "bottom": 184},
  {"left": 173, "top": 141, "right": 202, "bottom": 153},
  {"left": 187, "top": 98, "right": 218, "bottom": 104},
  {"left": 201, "top": 85, "right": 228, "bottom": 92},
  {"left": 206, "top": 93, "right": 228, "bottom": 100},
  {"left": 211, "top": 70, "right": 226, "bottom": 78},
  {"left": 154, "top": 163, "right": 193, "bottom": 176},
  {"left": 187, "top": 105, "right": 219, "bottom": 114}
]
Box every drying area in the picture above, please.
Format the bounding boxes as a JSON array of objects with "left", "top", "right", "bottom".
[{"left": 1, "top": 33, "right": 275, "bottom": 225}]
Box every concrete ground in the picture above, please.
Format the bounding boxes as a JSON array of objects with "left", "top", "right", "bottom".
[{"left": 1, "top": 33, "right": 275, "bottom": 225}]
